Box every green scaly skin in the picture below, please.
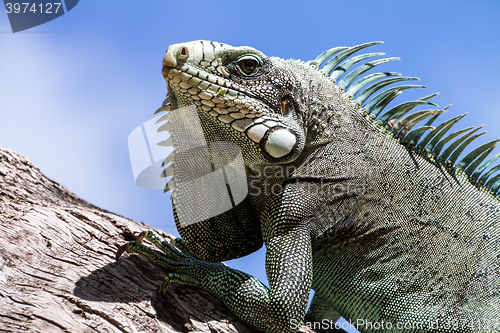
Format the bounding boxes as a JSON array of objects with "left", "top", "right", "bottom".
[{"left": 117, "top": 41, "right": 500, "bottom": 333}]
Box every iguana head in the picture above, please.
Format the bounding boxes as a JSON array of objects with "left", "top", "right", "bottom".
[
  {"left": 158, "top": 40, "right": 500, "bottom": 199},
  {"left": 160, "top": 40, "right": 307, "bottom": 164}
]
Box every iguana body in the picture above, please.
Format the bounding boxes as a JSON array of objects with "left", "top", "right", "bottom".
[{"left": 117, "top": 41, "right": 500, "bottom": 333}]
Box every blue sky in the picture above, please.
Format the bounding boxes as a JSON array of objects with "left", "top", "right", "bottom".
[{"left": 1, "top": 1, "right": 500, "bottom": 331}]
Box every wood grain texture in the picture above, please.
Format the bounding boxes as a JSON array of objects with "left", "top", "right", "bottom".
[
  {"left": 0, "top": 146, "right": 333, "bottom": 333},
  {"left": 0, "top": 145, "right": 257, "bottom": 333}
]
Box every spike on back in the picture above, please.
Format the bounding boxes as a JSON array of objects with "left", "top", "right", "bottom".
[
  {"left": 457, "top": 140, "right": 500, "bottom": 172},
  {"left": 475, "top": 153, "right": 500, "bottom": 182},
  {"left": 355, "top": 77, "right": 419, "bottom": 105},
  {"left": 417, "top": 113, "right": 466, "bottom": 151},
  {"left": 306, "top": 42, "right": 500, "bottom": 196},
  {"left": 394, "top": 110, "right": 447, "bottom": 138},
  {"left": 440, "top": 127, "right": 485, "bottom": 162},
  {"left": 319, "top": 41, "right": 383, "bottom": 77},
  {"left": 345, "top": 72, "right": 401, "bottom": 98}
]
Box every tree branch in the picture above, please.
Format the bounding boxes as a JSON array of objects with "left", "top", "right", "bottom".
[{"left": 0, "top": 145, "right": 337, "bottom": 333}]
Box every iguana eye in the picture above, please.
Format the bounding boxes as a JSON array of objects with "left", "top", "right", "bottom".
[{"left": 236, "top": 56, "right": 261, "bottom": 76}]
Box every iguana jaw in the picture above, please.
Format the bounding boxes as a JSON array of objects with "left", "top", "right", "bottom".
[
  {"left": 161, "top": 41, "right": 268, "bottom": 111},
  {"left": 160, "top": 40, "right": 305, "bottom": 162}
]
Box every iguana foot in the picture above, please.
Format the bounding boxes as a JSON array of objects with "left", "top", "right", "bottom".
[
  {"left": 116, "top": 230, "right": 279, "bottom": 332},
  {"left": 116, "top": 230, "right": 225, "bottom": 288}
]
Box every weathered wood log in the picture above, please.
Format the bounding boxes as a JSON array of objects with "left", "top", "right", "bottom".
[
  {"left": 0, "top": 146, "right": 337, "bottom": 333},
  {"left": 0, "top": 145, "right": 260, "bottom": 333}
]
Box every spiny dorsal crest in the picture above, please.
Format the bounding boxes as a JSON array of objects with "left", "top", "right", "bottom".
[{"left": 304, "top": 41, "right": 500, "bottom": 196}]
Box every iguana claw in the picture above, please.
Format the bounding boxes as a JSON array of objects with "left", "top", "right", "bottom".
[
  {"left": 136, "top": 231, "right": 147, "bottom": 242},
  {"left": 115, "top": 231, "right": 148, "bottom": 260},
  {"left": 115, "top": 230, "right": 236, "bottom": 294},
  {"left": 115, "top": 243, "right": 129, "bottom": 261}
]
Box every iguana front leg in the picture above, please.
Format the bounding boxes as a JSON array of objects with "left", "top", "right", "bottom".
[{"left": 116, "top": 226, "right": 313, "bottom": 333}]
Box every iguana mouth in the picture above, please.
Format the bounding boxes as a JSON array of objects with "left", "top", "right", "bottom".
[
  {"left": 162, "top": 63, "right": 270, "bottom": 113},
  {"left": 161, "top": 42, "right": 280, "bottom": 114},
  {"left": 161, "top": 64, "right": 301, "bottom": 160}
]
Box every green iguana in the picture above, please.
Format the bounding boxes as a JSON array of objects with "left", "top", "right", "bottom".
[{"left": 116, "top": 40, "right": 500, "bottom": 333}]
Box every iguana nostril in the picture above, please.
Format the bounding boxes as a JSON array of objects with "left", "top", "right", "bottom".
[{"left": 178, "top": 46, "right": 189, "bottom": 59}]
